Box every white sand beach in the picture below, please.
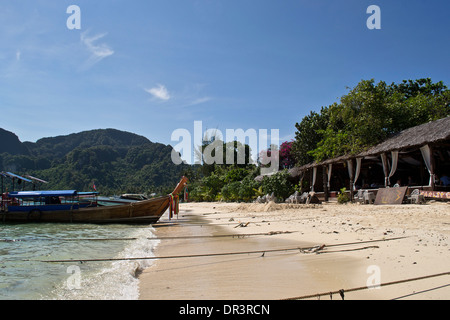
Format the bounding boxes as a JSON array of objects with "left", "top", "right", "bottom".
[{"left": 139, "top": 201, "right": 450, "bottom": 300}]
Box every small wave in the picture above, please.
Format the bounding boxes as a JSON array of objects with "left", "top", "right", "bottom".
[{"left": 49, "top": 226, "right": 159, "bottom": 300}]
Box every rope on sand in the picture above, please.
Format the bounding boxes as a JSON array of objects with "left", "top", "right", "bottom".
[
  {"left": 37, "top": 236, "right": 410, "bottom": 263},
  {"left": 280, "top": 271, "right": 450, "bottom": 300}
]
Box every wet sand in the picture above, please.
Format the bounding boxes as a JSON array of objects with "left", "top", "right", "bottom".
[{"left": 139, "top": 201, "right": 450, "bottom": 300}]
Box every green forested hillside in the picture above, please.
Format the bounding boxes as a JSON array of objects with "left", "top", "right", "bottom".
[
  {"left": 0, "top": 129, "right": 30, "bottom": 155},
  {"left": 0, "top": 128, "right": 188, "bottom": 195}
]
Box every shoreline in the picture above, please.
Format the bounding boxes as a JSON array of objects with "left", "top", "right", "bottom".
[{"left": 138, "top": 201, "right": 450, "bottom": 300}]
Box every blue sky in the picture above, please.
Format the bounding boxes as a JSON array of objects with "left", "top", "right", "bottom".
[{"left": 1, "top": 1, "right": 449, "bottom": 157}]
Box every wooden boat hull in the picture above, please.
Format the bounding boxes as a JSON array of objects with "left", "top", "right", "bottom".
[{"left": 1, "top": 195, "right": 171, "bottom": 224}]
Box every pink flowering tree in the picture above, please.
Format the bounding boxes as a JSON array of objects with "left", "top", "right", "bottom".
[
  {"left": 279, "top": 140, "right": 294, "bottom": 169},
  {"left": 259, "top": 141, "right": 294, "bottom": 170}
]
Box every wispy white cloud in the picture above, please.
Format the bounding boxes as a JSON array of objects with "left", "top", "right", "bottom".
[
  {"left": 143, "top": 83, "right": 212, "bottom": 110},
  {"left": 178, "top": 96, "right": 211, "bottom": 108},
  {"left": 174, "top": 83, "right": 212, "bottom": 108},
  {"left": 80, "top": 31, "right": 114, "bottom": 70},
  {"left": 15, "top": 50, "right": 21, "bottom": 61},
  {"left": 145, "top": 84, "right": 171, "bottom": 101}
]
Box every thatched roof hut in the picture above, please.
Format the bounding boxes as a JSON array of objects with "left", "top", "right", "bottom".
[
  {"left": 289, "top": 116, "right": 450, "bottom": 194},
  {"left": 288, "top": 166, "right": 304, "bottom": 178},
  {"left": 359, "top": 116, "right": 450, "bottom": 157},
  {"left": 293, "top": 116, "right": 450, "bottom": 171}
]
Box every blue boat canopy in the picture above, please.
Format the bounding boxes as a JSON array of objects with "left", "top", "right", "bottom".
[{"left": 8, "top": 190, "right": 78, "bottom": 198}]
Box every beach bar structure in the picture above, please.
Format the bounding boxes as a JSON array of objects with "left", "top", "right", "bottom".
[{"left": 289, "top": 116, "right": 450, "bottom": 202}]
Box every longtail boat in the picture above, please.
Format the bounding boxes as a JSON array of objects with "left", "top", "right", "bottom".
[{"left": 0, "top": 176, "right": 188, "bottom": 224}]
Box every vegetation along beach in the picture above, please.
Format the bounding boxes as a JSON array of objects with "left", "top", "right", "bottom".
[
  {"left": 1, "top": 78, "right": 449, "bottom": 301},
  {"left": 1, "top": 1, "right": 449, "bottom": 303}
]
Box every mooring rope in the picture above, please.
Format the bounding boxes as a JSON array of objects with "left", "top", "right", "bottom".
[
  {"left": 151, "top": 230, "right": 294, "bottom": 240},
  {"left": 0, "top": 231, "right": 295, "bottom": 243},
  {"left": 36, "top": 236, "right": 409, "bottom": 264},
  {"left": 280, "top": 271, "right": 450, "bottom": 300},
  {"left": 155, "top": 216, "right": 322, "bottom": 227}
]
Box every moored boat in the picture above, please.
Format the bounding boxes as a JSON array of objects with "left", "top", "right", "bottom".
[{"left": 0, "top": 177, "right": 188, "bottom": 224}]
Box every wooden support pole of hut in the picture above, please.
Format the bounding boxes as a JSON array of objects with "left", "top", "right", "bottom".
[
  {"left": 299, "top": 171, "right": 305, "bottom": 193},
  {"left": 322, "top": 165, "right": 329, "bottom": 202},
  {"left": 311, "top": 167, "right": 317, "bottom": 192},
  {"left": 420, "top": 144, "right": 437, "bottom": 191},
  {"left": 430, "top": 145, "right": 436, "bottom": 191},
  {"left": 381, "top": 153, "right": 389, "bottom": 187},
  {"left": 347, "top": 159, "right": 354, "bottom": 202}
]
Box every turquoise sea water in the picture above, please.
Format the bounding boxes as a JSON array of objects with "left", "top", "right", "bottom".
[{"left": 0, "top": 223, "right": 158, "bottom": 300}]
